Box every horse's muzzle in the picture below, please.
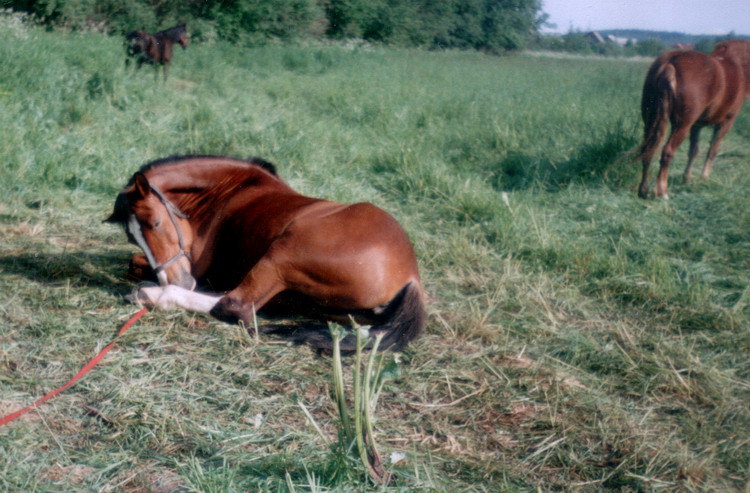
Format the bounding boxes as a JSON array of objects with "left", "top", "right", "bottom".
[{"left": 160, "top": 263, "right": 196, "bottom": 291}]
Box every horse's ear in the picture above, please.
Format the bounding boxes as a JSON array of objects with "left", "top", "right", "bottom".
[
  {"left": 104, "top": 191, "right": 130, "bottom": 224},
  {"left": 104, "top": 211, "right": 120, "bottom": 223},
  {"left": 133, "top": 173, "right": 152, "bottom": 198}
]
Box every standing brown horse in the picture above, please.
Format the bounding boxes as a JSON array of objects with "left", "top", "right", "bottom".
[
  {"left": 106, "top": 155, "right": 425, "bottom": 351},
  {"left": 124, "top": 24, "right": 189, "bottom": 81},
  {"left": 637, "top": 40, "right": 750, "bottom": 199}
]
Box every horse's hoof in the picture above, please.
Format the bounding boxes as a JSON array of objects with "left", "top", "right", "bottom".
[{"left": 209, "top": 297, "right": 243, "bottom": 324}]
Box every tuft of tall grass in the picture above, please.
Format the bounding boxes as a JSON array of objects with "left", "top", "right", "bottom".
[{"left": 318, "top": 322, "right": 397, "bottom": 485}]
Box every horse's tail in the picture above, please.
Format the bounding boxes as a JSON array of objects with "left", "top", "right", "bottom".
[
  {"left": 364, "top": 281, "right": 425, "bottom": 352},
  {"left": 277, "top": 281, "right": 426, "bottom": 353},
  {"left": 638, "top": 60, "right": 677, "bottom": 162}
]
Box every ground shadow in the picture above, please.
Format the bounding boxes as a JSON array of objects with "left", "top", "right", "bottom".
[
  {"left": 0, "top": 251, "right": 371, "bottom": 351},
  {"left": 486, "top": 131, "right": 639, "bottom": 192},
  {"left": 0, "top": 250, "right": 134, "bottom": 297}
]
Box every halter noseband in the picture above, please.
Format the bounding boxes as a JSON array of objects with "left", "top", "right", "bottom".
[{"left": 127, "top": 184, "right": 191, "bottom": 280}]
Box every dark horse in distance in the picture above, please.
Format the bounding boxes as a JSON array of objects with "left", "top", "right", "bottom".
[
  {"left": 106, "top": 155, "right": 425, "bottom": 351},
  {"left": 124, "top": 24, "right": 189, "bottom": 80},
  {"left": 637, "top": 40, "right": 750, "bottom": 199}
]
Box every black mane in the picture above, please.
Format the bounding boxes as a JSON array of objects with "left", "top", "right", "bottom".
[
  {"left": 135, "top": 154, "right": 277, "bottom": 178},
  {"left": 106, "top": 155, "right": 278, "bottom": 225}
]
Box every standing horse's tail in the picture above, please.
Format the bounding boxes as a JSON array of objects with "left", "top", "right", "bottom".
[{"left": 638, "top": 60, "right": 677, "bottom": 164}]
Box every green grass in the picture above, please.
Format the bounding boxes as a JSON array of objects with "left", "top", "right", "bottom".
[{"left": 1, "top": 16, "right": 749, "bottom": 491}]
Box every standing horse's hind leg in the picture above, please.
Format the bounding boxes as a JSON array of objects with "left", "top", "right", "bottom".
[
  {"left": 655, "top": 126, "right": 690, "bottom": 199},
  {"left": 639, "top": 157, "right": 653, "bottom": 199},
  {"left": 638, "top": 105, "right": 669, "bottom": 199},
  {"left": 701, "top": 118, "right": 736, "bottom": 179},
  {"left": 638, "top": 139, "right": 662, "bottom": 199},
  {"left": 683, "top": 125, "right": 702, "bottom": 183}
]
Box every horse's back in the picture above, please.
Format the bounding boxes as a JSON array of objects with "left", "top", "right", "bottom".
[{"left": 296, "top": 201, "right": 415, "bottom": 257}]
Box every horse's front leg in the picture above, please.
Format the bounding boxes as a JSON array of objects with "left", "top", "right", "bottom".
[
  {"left": 209, "top": 257, "right": 286, "bottom": 325},
  {"left": 135, "top": 284, "right": 222, "bottom": 313}
]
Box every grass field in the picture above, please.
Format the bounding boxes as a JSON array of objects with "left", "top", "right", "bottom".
[{"left": 1, "top": 16, "right": 749, "bottom": 491}]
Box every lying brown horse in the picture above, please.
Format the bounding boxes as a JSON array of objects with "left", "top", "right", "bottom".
[
  {"left": 637, "top": 40, "right": 750, "bottom": 198},
  {"left": 106, "top": 155, "right": 425, "bottom": 351},
  {"left": 124, "top": 24, "right": 189, "bottom": 81}
]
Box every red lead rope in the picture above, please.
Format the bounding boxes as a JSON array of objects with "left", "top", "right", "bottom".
[{"left": 0, "top": 307, "right": 149, "bottom": 427}]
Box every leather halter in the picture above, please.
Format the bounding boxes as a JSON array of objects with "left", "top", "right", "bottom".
[{"left": 127, "top": 184, "right": 191, "bottom": 278}]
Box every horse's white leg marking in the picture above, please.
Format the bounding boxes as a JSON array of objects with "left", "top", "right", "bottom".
[{"left": 137, "top": 285, "right": 221, "bottom": 313}]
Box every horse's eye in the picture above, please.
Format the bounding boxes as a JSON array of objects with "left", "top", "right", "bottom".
[{"left": 150, "top": 219, "right": 162, "bottom": 229}]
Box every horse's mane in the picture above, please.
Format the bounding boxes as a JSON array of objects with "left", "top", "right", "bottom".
[
  {"left": 107, "top": 155, "right": 279, "bottom": 224},
  {"left": 135, "top": 154, "right": 277, "bottom": 179}
]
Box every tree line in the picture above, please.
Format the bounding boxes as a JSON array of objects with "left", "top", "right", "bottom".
[
  {"left": 531, "top": 30, "right": 745, "bottom": 57},
  {"left": 2, "top": 0, "right": 544, "bottom": 52}
]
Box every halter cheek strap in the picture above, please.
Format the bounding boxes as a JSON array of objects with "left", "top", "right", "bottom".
[{"left": 127, "top": 184, "right": 191, "bottom": 279}]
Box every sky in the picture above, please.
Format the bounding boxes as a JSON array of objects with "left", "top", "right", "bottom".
[{"left": 541, "top": 0, "right": 750, "bottom": 36}]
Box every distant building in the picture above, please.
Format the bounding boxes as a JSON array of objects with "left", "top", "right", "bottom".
[
  {"left": 582, "top": 31, "right": 638, "bottom": 47},
  {"left": 671, "top": 43, "right": 694, "bottom": 50},
  {"left": 584, "top": 31, "right": 605, "bottom": 44},
  {"left": 606, "top": 34, "right": 635, "bottom": 46},
  {"left": 584, "top": 31, "right": 635, "bottom": 46}
]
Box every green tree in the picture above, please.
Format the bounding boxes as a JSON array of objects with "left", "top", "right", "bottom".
[
  {"left": 3, "top": 0, "right": 544, "bottom": 51},
  {"left": 634, "top": 38, "right": 667, "bottom": 57}
]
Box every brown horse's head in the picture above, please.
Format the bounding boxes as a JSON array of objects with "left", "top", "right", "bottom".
[
  {"left": 176, "top": 24, "right": 189, "bottom": 49},
  {"left": 107, "top": 173, "right": 195, "bottom": 290}
]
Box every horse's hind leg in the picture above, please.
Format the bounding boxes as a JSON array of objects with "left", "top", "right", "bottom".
[
  {"left": 639, "top": 154, "right": 654, "bottom": 199},
  {"left": 702, "top": 118, "right": 736, "bottom": 179},
  {"left": 683, "top": 125, "right": 703, "bottom": 183},
  {"left": 655, "top": 125, "right": 691, "bottom": 199},
  {"left": 638, "top": 107, "right": 669, "bottom": 199}
]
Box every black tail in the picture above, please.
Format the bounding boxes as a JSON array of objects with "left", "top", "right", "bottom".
[
  {"left": 268, "top": 282, "right": 425, "bottom": 353},
  {"left": 365, "top": 281, "right": 425, "bottom": 352}
]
